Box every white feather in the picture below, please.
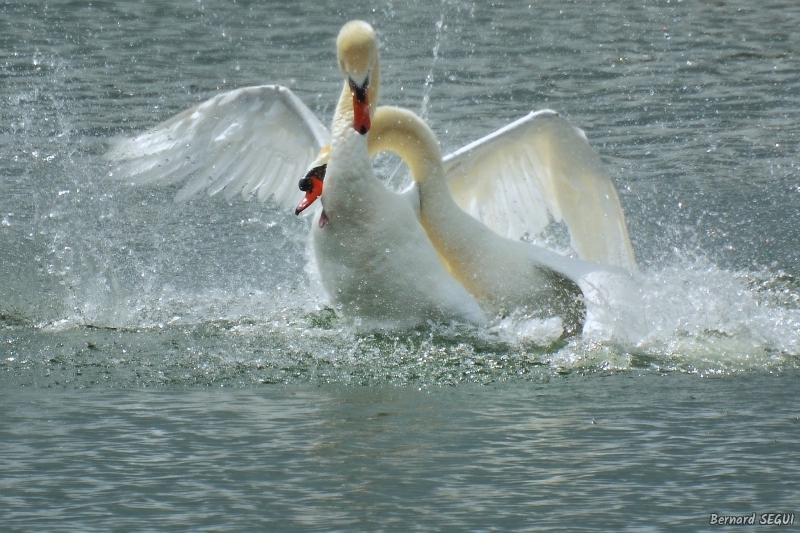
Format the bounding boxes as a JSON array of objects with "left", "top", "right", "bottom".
[
  {"left": 106, "top": 85, "right": 330, "bottom": 210},
  {"left": 442, "top": 109, "right": 636, "bottom": 270}
]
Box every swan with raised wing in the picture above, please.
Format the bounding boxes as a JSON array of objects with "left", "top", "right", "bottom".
[
  {"left": 364, "top": 106, "right": 604, "bottom": 321},
  {"left": 106, "top": 20, "right": 635, "bottom": 330}
]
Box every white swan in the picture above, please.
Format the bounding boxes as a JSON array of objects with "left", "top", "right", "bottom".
[
  {"left": 105, "top": 20, "right": 635, "bottom": 329},
  {"left": 366, "top": 106, "right": 614, "bottom": 321},
  {"left": 307, "top": 21, "right": 486, "bottom": 328}
]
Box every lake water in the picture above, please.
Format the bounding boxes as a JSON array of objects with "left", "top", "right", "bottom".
[{"left": 2, "top": 1, "right": 799, "bottom": 531}]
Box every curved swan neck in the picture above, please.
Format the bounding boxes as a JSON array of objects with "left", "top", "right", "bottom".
[
  {"left": 368, "top": 106, "right": 443, "bottom": 186},
  {"left": 332, "top": 83, "right": 356, "bottom": 138},
  {"left": 363, "top": 51, "right": 380, "bottom": 104}
]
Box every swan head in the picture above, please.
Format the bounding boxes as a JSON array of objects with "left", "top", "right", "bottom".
[
  {"left": 295, "top": 164, "right": 326, "bottom": 215},
  {"left": 337, "top": 20, "right": 378, "bottom": 135}
]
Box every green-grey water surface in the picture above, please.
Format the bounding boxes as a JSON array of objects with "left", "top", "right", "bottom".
[{"left": 2, "top": 1, "right": 800, "bottom": 530}]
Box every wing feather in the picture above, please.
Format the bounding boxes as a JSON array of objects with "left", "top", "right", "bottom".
[
  {"left": 221, "top": 151, "right": 273, "bottom": 200},
  {"left": 442, "top": 110, "right": 636, "bottom": 270},
  {"left": 106, "top": 85, "right": 330, "bottom": 210},
  {"left": 240, "top": 155, "right": 274, "bottom": 199},
  {"left": 262, "top": 159, "right": 291, "bottom": 203}
]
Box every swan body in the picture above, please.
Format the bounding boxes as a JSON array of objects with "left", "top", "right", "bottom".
[
  {"left": 306, "top": 21, "right": 486, "bottom": 328},
  {"left": 369, "top": 106, "right": 618, "bottom": 325},
  {"left": 313, "top": 126, "right": 486, "bottom": 329}
]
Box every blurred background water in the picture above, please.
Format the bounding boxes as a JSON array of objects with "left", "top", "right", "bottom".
[{"left": 1, "top": 0, "right": 799, "bottom": 530}]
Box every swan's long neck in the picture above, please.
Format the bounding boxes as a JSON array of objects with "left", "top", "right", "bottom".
[
  {"left": 369, "top": 107, "right": 439, "bottom": 180},
  {"left": 368, "top": 106, "right": 487, "bottom": 283},
  {"left": 368, "top": 106, "right": 454, "bottom": 207},
  {"left": 324, "top": 42, "right": 381, "bottom": 217}
]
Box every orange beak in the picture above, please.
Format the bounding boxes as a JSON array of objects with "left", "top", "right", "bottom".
[
  {"left": 295, "top": 165, "right": 326, "bottom": 215},
  {"left": 349, "top": 78, "right": 370, "bottom": 134}
]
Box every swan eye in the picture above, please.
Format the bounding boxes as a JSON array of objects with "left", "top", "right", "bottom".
[
  {"left": 299, "top": 164, "right": 327, "bottom": 191},
  {"left": 348, "top": 77, "right": 369, "bottom": 103}
]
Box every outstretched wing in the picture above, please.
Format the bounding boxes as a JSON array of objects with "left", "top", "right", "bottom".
[
  {"left": 105, "top": 85, "right": 330, "bottom": 209},
  {"left": 442, "top": 110, "right": 636, "bottom": 270}
]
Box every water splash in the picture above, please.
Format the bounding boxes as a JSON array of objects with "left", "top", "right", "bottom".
[
  {"left": 4, "top": 245, "right": 798, "bottom": 391},
  {"left": 420, "top": 10, "right": 446, "bottom": 122}
]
